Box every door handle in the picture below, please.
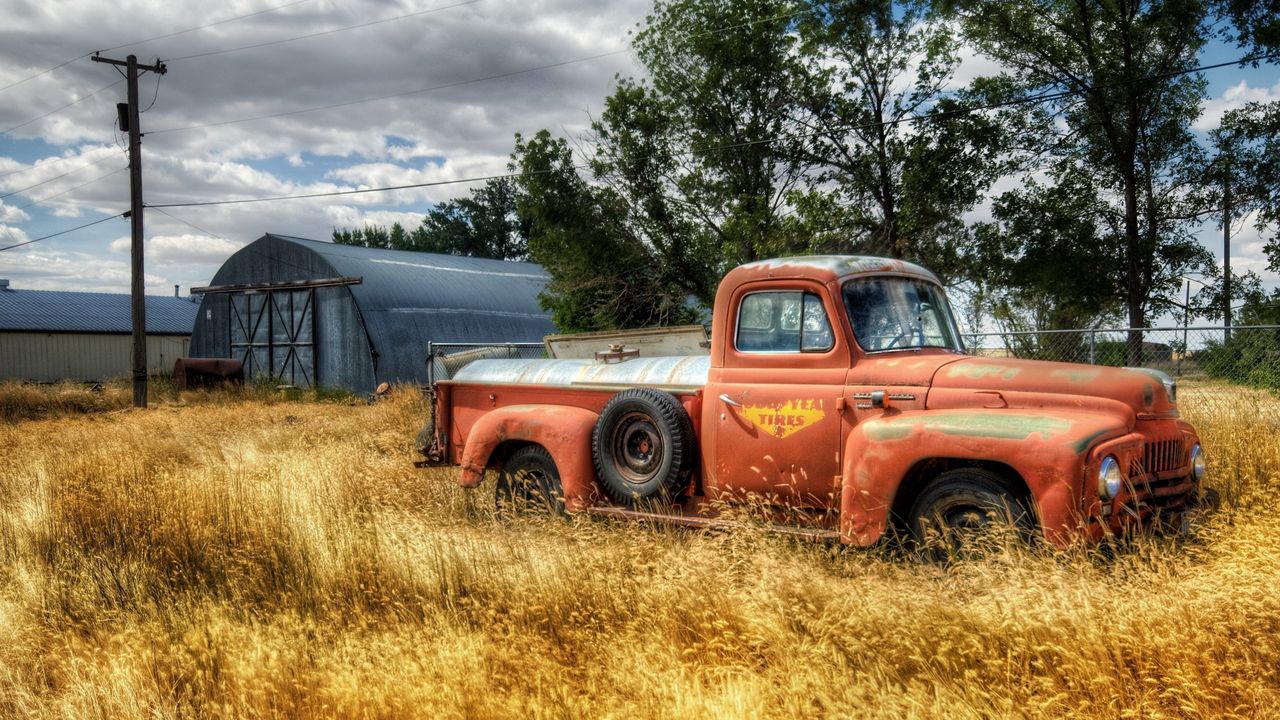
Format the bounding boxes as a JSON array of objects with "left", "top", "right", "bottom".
[{"left": 719, "top": 393, "right": 743, "bottom": 408}]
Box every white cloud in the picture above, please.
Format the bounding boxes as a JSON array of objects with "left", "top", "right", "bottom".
[
  {"left": 0, "top": 0, "right": 648, "bottom": 291},
  {"left": 109, "top": 232, "right": 242, "bottom": 263},
  {"left": 946, "top": 38, "right": 1008, "bottom": 91},
  {"left": 0, "top": 224, "right": 31, "bottom": 244},
  {"left": 0, "top": 247, "right": 165, "bottom": 293},
  {"left": 1195, "top": 79, "right": 1280, "bottom": 131},
  {"left": 0, "top": 203, "right": 31, "bottom": 223}
]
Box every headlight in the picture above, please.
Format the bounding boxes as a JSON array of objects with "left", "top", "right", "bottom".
[
  {"left": 1099, "top": 455, "right": 1123, "bottom": 499},
  {"left": 1190, "top": 444, "right": 1206, "bottom": 481}
]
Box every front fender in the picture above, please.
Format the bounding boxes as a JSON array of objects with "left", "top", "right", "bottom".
[
  {"left": 458, "top": 404, "right": 600, "bottom": 510},
  {"left": 839, "top": 409, "right": 1129, "bottom": 546}
]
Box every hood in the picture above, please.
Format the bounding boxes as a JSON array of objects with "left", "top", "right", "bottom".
[{"left": 926, "top": 356, "right": 1177, "bottom": 419}]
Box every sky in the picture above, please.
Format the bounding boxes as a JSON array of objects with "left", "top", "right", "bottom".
[{"left": 0, "top": 0, "right": 1277, "bottom": 326}]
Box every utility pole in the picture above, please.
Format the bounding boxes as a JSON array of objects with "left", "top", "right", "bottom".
[{"left": 93, "top": 54, "right": 166, "bottom": 408}]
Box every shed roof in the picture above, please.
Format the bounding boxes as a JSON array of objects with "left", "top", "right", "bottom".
[
  {"left": 0, "top": 288, "right": 199, "bottom": 334},
  {"left": 202, "top": 234, "right": 555, "bottom": 384}
]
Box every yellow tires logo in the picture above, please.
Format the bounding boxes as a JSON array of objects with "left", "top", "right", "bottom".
[{"left": 741, "top": 399, "right": 826, "bottom": 439}]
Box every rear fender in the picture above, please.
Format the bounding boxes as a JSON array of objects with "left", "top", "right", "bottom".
[
  {"left": 839, "top": 409, "right": 1128, "bottom": 547},
  {"left": 458, "top": 405, "right": 600, "bottom": 510}
]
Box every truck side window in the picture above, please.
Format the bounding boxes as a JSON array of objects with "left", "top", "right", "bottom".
[{"left": 736, "top": 291, "right": 834, "bottom": 353}]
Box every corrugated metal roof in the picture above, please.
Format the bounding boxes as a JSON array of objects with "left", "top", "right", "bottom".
[
  {"left": 0, "top": 288, "right": 199, "bottom": 334},
  {"left": 192, "top": 234, "right": 556, "bottom": 388}
]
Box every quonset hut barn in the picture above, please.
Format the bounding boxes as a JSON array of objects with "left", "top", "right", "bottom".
[{"left": 189, "top": 234, "right": 555, "bottom": 392}]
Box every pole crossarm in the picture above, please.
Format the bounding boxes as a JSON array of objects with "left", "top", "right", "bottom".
[{"left": 91, "top": 54, "right": 168, "bottom": 75}]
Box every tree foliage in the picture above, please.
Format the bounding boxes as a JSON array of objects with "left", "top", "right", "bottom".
[
  {"left": 1218, "top": 101, "right": 1280, "bottom": 274},
  {"left": 949, "top": 0, "right": 1219, "bottom": 359},
  {"left": 331, "top": 178, "right": 528, "bottom": 261},
  {"left": 512, "top": 130, "right": 703, "bottom": 332},
  {"left": 335, "top": 0, "right": 1276, "bottom": 344},
  {"left": 974, "top": 171, "right": 1126, "bottom": 332},
  {"left": 791, "top": 0, "right": 1004, "bottom": 278},
  {"left": 593, "top": 0, "right": 812, "bottom": 280}
]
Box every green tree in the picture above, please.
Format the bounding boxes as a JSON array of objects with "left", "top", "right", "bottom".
[
  {"left": 790, "top": 0, "right": 1005, "bottom": 278},
  {"left": 332, "top": 224, "right": 395, "bottom": 249},
  {"left": 1218, "top": 102, "right": 1280, "bottom": 275},
  {"left": 410, "top": 177, "right": 529, "bottom": 260},
  {"left": 331, "top": 179, "right": 528, "bottom": 260},
  {"left": 593, "top": 0, "right": 812, "bottom": 277},
  {"left": 973, "top": 170, "right": 1126, "bottom": 334},
  {"left": 512, "top": 130, "right": 703, "bottom": 332},
  {"left": 947, "top": 0, "right": 1218, "bottom": 362}
]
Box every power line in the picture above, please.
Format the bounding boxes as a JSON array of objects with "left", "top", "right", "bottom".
[
  {"left": 2, "top": 79, "right": 124, "bottom": 135},
  {"left": 149, "top": 4, "right": 818, "bottom": 136},
  {"left": 146, "top": 51, "right": 1274, "bottom": 211},
  {"left": 150, "top": 49, "right": 632, "bottom": 134},
  {"left": 150, "top": 206, "right": 225, "bottom": 239},
  {"left": 167, "top": 0, "right": 483, "bottom": 62},
  {"left": 0, "top": 0, "right": 314, "bottom": 96},
  {"left": 0, "top": 55, "right": 89, "bottom": 96},
  {"left": 0, "top": 213, "right": 125, "bottom": 252},
  {"left": 14, "top": 166, "right": 128, "bottom": 212},
  {"left": 0, "top": 146, "right": 120, "bottom": 181},
  {"left": 98, "top": 0, "right": 315, "bottom": 55},
  {"left": 2, "top": 0, "right": 479, "bottom": 138},
  {"left": 0, "top": 152, "right": 123, "bottom": 200},
  {"left": 147, "top": 171, "right": 538, "bottom": 208}
]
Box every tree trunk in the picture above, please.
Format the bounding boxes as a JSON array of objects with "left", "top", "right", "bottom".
[{"left": 1124, "top": 169, "right": 1144, "bottom": 367}]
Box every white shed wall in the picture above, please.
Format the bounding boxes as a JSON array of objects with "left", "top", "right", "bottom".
[{"left": 0, "top": 333, "right": 190, "bottom": 382}]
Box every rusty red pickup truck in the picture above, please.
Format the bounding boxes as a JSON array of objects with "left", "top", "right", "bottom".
[{"left": 416, "top": 256, "right": 1209, "bottom": 548}]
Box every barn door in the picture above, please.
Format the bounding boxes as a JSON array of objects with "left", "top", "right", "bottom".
[
  {"left": 228, "top": 289, "right": 317, "bottom": 387},
  {"left": 269, "top": 289, "right": 315, "bottom": 388},
  {"left": 230, "top": 293, "right": 269, "bottom": 379}
]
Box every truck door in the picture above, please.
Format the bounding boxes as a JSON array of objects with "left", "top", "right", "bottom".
[{"left": 706, "top": 283, "right": 851, "bottom": 509}]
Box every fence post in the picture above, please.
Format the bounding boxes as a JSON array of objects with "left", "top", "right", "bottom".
[
  {"left": 426, "top": 341, "right": 435, "bottom": 387},
  {"left": 1088, "top": 330, "right": 1096, "bottom": 365}
]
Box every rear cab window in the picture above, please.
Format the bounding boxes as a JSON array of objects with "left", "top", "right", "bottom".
[{"left": 735, "top": 291, "right": 834, "bottom": 353}]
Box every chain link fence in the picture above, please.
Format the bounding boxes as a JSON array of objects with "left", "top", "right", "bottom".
[
  {"left": 964, "top": 326, "right": 1280, "bottom": 420},
  {"left": 426, "top": 342, "right": 545, "bottom": 386},
  {"left": 962, "top": 326, "right": 1280, "bottom": 386}
]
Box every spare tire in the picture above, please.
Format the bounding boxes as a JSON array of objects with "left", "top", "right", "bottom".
[{"left": 592, "top": 387, "right": 696, "bottom": 505}]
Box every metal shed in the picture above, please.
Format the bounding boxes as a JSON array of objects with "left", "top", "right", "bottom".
[
  {"left": 0, "top": 284, "right": 198, "bottom": 383},
  {"left": 189, "top": 234, "right": 554, "bottom": 391}
]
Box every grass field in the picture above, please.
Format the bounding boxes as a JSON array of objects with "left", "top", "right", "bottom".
[{"left": 1, "top": 380, "right": 1278, "bottom": 718}]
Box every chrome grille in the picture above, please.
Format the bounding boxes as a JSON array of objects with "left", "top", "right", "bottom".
[
  {"left": 1125, "top": 430, "right": 1192, "bottom": 518},
  {"left": 1133, "top": 435, "right": 1185, "bottom": 476}
]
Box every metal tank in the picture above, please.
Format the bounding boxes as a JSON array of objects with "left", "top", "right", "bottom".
[{"left": 451, "top": 354, "right": 710, "bottom": 389}]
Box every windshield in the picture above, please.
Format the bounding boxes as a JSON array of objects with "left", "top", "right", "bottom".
[{"left": 842, "top": 277, "right": 964, "bottom": 353}]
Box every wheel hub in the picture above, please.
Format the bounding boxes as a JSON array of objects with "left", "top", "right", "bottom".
[{"left": 614, "top": 413, "right": 663, "bottom": 482}]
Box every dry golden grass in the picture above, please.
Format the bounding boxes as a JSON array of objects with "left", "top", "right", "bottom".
[{"left": 1, "top": 381, "right": 1278, "bottom": 718}]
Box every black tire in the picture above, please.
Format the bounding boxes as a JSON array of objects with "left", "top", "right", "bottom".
[
  {"left": 495, "top": 445, "right": 566, "bottom": 516},
  {"left": 591, "top": 387, "right": 695, "bottom": 505},
  {"left": 908, "top": 469, "right": 1037, "bottom": 560}
]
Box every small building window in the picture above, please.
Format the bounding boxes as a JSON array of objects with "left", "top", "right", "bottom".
[{"left": 735, "top": 291, "right": 834, "bottom": 353}]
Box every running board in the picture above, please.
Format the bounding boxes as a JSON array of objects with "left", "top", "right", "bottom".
[{"left": 582, "top": 505, "right": 841, "bottom": 543}]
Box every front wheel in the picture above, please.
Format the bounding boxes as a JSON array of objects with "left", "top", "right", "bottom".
[
  {"left": 495, "top": 445, "right": 566, "bottom": 517},
  {"left": 908, "top": 469, "right": 1036, "bottom": 560}
]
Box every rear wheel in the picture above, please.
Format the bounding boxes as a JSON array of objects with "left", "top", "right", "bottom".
[
  {"left": 495, "top": 445, "right": 565, "bottom": 516},
  {"left": 908, "top": 469, "right": 1036, "bottom": 560}
]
